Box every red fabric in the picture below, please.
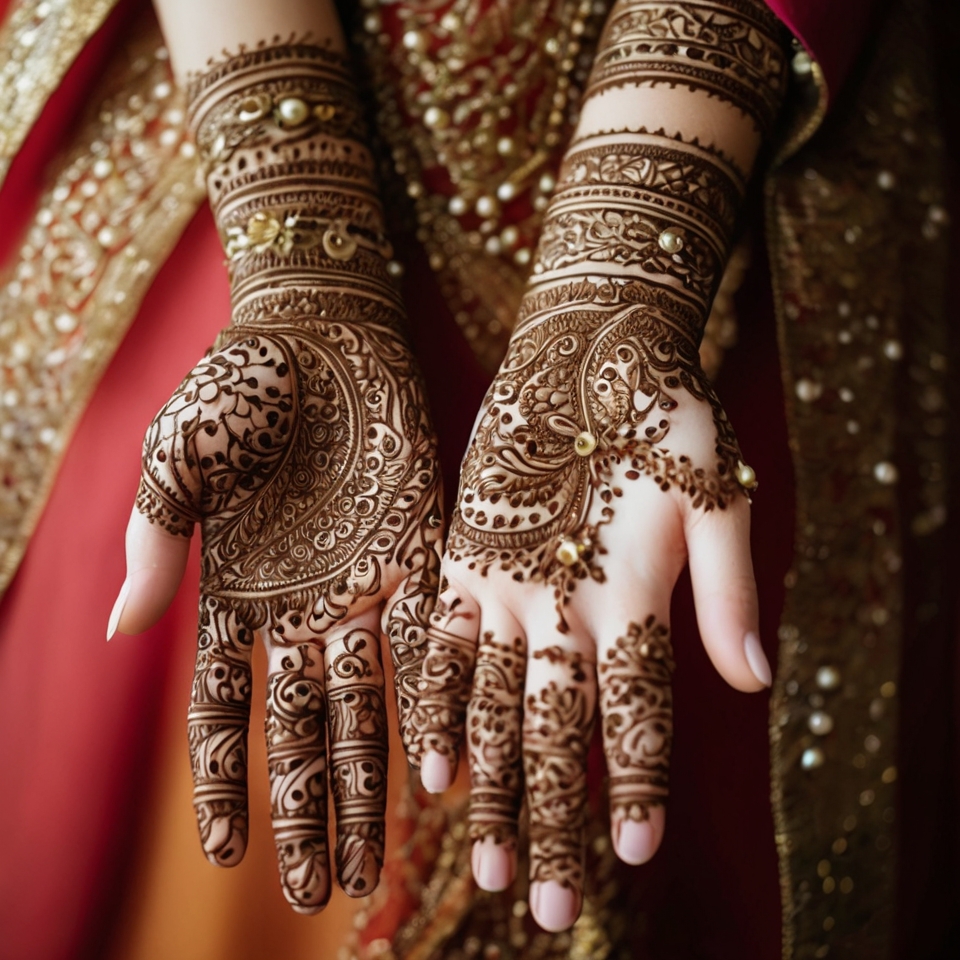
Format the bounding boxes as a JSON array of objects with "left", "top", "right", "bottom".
[{"left": 765, "top": 0, "right": 881, "bottom": 102}]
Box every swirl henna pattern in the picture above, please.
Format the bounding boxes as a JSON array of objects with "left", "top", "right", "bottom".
[
  {"left": 326, "top": 629, "right": 388, "bottom": 898},
  {"left": 467, "top": 633, "right": 527, "bottom": 848},
  {"left": 599, "top": 617, "right": 675, "bottom": 823},
  {"left": 524, "top": 648, "right": 596, "bottom": 891},
  {"left": 135, "top": 43, "right": 440, "bottom": 910}
]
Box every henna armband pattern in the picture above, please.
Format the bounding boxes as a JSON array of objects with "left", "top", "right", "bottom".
[{"left": 586, "top": 0, "right": 788, "bottom": 135}]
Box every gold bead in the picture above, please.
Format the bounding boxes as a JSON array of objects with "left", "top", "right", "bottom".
[
  {"left": 736, "top": 460, "right": 758, "bottom": 490},
  {"left": 322, "top": 227, "right": 357, "bottom": 260},
  {"left": 246, "top": 211, "right": 281, "bottom": 246},
  {"left": 574, "top": 431, "right": 597, "bottom": 456},
  {"left": 237, "top": 96, "right": 268, "bottom": 122},
  {"left": 314, "top": 103, "right": 337, "bottom": 122},
  {"left": 556, "top": 538, "right": 581, "bottom": 567},
  {"left": 277, "top": 97, "right": 309, "bottom": 126},
  {"left": 658, "top": 229, "right": 684, "bottom": 254}
]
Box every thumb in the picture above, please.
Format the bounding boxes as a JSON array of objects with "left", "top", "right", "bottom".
[
  {"left": 108, "top": 506, "right": 192, "bottom": 638},
  {"left": 685, "top": 496, "right": 770, "bottom": 692}
]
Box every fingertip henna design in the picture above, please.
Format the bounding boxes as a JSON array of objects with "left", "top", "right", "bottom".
[
  {"left": 467, "top": 633, "right": 527, "bottom": 848},
  {"left": 326, "top": 629, "right": 388, "bottom": 898},
  {"left": 265, "top": 644, "right": 331, "bottom": 913},
  {"left": 599, "top": 616, "right": 675, "bottom": 823},
  {"left": 524, "top": 647, "right": 596, "bottom": 891},
  {"left": 188, "top": 597, "right": 255, "bottom": 867}
]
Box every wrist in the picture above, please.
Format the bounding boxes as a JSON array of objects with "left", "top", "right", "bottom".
[{"left": 187, "top": 42, "right": 403, "bottom": 324}]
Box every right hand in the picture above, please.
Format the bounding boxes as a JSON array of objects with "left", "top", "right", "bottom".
[{"left": 112, "top": 310, "right": 442, "bottom": 912}]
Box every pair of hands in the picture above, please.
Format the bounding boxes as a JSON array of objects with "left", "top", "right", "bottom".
[{"left": 110, "top": 265, "right": 768, "bottom": 930}]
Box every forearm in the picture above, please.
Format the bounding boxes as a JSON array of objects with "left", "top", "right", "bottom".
[
  {"left": 154, "top": 0, "right": 345, "bottom": 80},
  {"left": 531, "top": 0, "right": 787, "bottom": 330}
]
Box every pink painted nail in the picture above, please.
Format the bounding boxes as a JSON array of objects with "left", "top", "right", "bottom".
[
  {"left": 744, "top": 631, "right": 772, "bottom": 687},
  {"left": 615, "top": 818, "right": 656, "bottom": 865},
  {"left": 420, "top": 750, "right": 453, "bottom": 793},
  {"left": 106, "top": 579, "right": 130, "bottom": 641},
  {"left": 529, "top": 879, "right": 580, "bottom": 932},
  {"left": 472, "top": 837, "right": 515, "bottom": 892}
]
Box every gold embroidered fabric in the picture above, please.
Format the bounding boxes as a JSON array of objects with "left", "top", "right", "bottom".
[
  {"left": 0, "top": 0, "right": 121, "bottom": 187},
  {"left": 0, "top": 10, "right": 204, "bottom": 593},
  {"left": 766, "top": 1, "right": 950, "bottom": 956}
]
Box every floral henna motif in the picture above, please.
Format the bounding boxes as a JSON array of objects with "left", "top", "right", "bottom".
[
  {"left": 265, "top": 645, "right": 330, "bottom": 913},
  {"left": 188, "top": 597, "right": 255, "bottom": 867},
  {"left": 326, "top": 629, "right": 388, "bottom": 898},
  {"left": 524, "top": 647, "right": 595, "bottom": 890},
  {"left": 599, "top": 616, "right": 675, "bottom": 822},
  {"left": 404, "top": 588, "right": 478, "bottom": 764},
  {"left": 445, "top": 280, "right": 743, "bottom": 616},
  {"left": 467, "top": 634, "right": 527, "bottom": 847}
]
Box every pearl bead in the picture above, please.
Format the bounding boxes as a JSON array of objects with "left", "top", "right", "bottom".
[
  {"left": 423, "top": 106, "right": 449, "bottom": 129},
  {"left": 96, "top": 226, "right": 117, "bottom": 247},
  {"left": 497, "top": 182, "right": 517, "bottom": 202},
  {"left": 658, "top": 229, "right": 684, "bottom": 254},
  {"left": 877, "top": 170, "right": 896, "bottom": 190},
  {"left": 791, "top": 51, "right": 813, "bottom": 76},
  {"left": 808, "top": 711, "right": 834, "bottom": 736},
  {"left": 514, "top": 247, "right": 531, "bottom": 266},
  {"left": 736, "top": 461, "right": 758, "bottom": 490},
  {"left": 500, "top": 226, "right": 519, "bottom": 248},
  {"left": 883, "top": 339, "right": 903, "bottom": 360},
  {"left": 277, "top": 97, "right": 309, "bottom": 126},
  {"left": 574, "top": 432, "right": 597, "bottom": 456},
  {"left": 402, "top": 30, "right": 427, "bottom": 52},
  {"left": 92, "top": 158, "right": 113, "bottom": 179},
  {"left": 873, "top": 461, "right": 898, "bottom": 485},
  {"left": 801, "top": 747, "right": 825, "bottom": 770},
  {"left": 816, "top": 666, "right": 841, "bottom": 690},
  {"left": 928, "top": 204, "right": 949, "bottom": 225},
  {"left": 538, "top": 173, "right": 556, "bottom": 194},
  {"left": 475, "top": 195, "right": 498, "bottom": 218},
  {"left": 386, "top": 260, "right": 404, "bottom": 278},
  {"left": 795, "top": 378, "right": 823, "bottom": 402},
  {"left": 497, "top": 137, "right": 515, "bottom": 156},
  {"left": 448, "top": 196, "right": 467, "bottom": 216},
  {"left": 484, "top": 236, "right": 502, "bottom": 255},
  {"left": 555, "top": 538, "right": 581, "bottom": 567}
]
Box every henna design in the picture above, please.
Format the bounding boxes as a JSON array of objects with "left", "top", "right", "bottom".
[
  {"left": 467, "top": 633, "right": 527, "bottom": 847},
  {"left": 188, "top": 597, "right": 254, "bottom": 867},
  {"left": 586, "top": 0, "right": 787, "bottom": 135},
  {"left": 599, "top": 616, "right": 675, "bottom": 821},
  {"left": 446, "top": 1, "right": 782, "bottom": 615},
  {"left": 446, "top": 279, "right": 741, "bottom": 618},
  {"left": 524, "top": 647, "right": 595, "bottom": 890},
  {"left": 326, "top": 629, "right": 388, "bottom": 897},
  {"left": 265, "top": 645, "right": 330, "bottom": 913},
  {"left": 404, "top": 586, "right": 478, "bottom": 764},
  {"left": 138, "top": 43, "right": 442, "bottom": 903}
]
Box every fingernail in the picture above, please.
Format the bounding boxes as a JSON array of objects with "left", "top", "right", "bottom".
[
  {"left": 615, "top": 818, "right": 656, "bottom": 865},
  {"left": 472, "top": 836, "right": 515, "bottom": 892},
  {"left": 744, "top": 631, "right": 772, "bottom": 687},
  {"left": 529, "top": 879, "right": 581, "bottom": 932},
  {"left": 106, "top": 579, "right": 131, "bottom": 641},
  {"left": 420, "top": 750, "right": 453, "bottom": 793}
]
